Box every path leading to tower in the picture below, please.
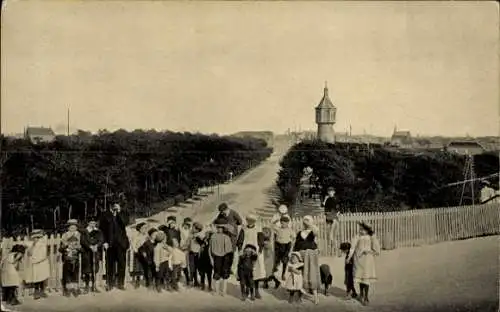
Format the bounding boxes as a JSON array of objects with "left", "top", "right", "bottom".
[{"left": 17, "top": 235, "right": 498, "bottom": 312}]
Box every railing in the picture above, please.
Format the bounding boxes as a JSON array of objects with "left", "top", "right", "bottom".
[{"left": 2, "top": 203, "right": 498, "bottom": 296}]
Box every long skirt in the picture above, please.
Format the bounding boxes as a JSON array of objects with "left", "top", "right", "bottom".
[
  {"left": 131, "top": 253, "right": 144, "bottom": 276},
  {"left": 353, "top": 253, "right": 377, "bottom": 285},
  {"left": 299, "top": 249, "right": 320, "bottom": 291}
]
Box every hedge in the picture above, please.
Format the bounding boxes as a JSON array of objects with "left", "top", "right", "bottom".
[
  {"left": 0, "top": 129, "right": 273, "bottom": 236},
  {"left": 277, "top": 140, "right": 499, "bottom": 212}
]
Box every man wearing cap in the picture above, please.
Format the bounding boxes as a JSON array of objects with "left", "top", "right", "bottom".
[
  {"left": 99, "top": 203, "right": 130, "bottom": 291},
  {"left": 80, "top": 218, "right": 103, "bottom": 293}
]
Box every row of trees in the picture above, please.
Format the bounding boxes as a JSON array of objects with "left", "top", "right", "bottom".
[
  {"left": 1, "top": 129, "right": 273, "bottom": 236},
  {"left": 277, "top": 140, "right": 499, "bottom": 212}
]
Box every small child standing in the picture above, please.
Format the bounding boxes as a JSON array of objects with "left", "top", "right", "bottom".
[
  {"left": 273, "top": 216, "right": 295, "bottom": 281},
  {"left": 138, "top": 228, "right": 158, "bottom": 290},
  {"left": 131, "top": 222, "right": 148, "bottom": 289},
  {"left": 59, "top": 220, "right": 82, "bottom": 297},
  {"left": 237, "top": 244, "right": 258, "bottom": 301},
  {"left": 209, "top": 218, "right": 233, "bottom": 296},
  {"left": 1, "top": 244, "right": 26, "bottom": 306},
  {"left": 198, "top": 230, "right": 213, "bottom": 292},
  {"left": 284, "top": 252, "right": 304, "bottom": 304},
  {"left": 168, "top": 238, "right": 187, "bottom": 291},
  {"left": 153, "top": 231, "right": 171, "bottom": 292},
  {"left": 179, "top": 218, "right": 192, "bottom": 287},
  {"left": 340, "top": 242, "right": 357, "bottom": 299}
]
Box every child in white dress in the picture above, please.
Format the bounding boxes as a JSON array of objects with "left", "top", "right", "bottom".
[
  {"left": 283, "top": 251, "right": 304, "bottom": 304},
  {"left": 1, "top": 244, "right": 26, "bottom": 306}
]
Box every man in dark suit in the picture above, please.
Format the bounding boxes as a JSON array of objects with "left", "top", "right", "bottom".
[{"left": 100, "top": 203, "right": 130, "bottom": 291}]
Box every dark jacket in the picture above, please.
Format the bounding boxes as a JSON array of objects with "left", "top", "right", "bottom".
[
  {"left": 237, "top": 252, "right": 258, "bottom": 281},
  {"left": 80, "top": 228, "right": 104, "bottom": 274},
  {"left": 99, "top": 210, "right": 130, "bottom": 250},
  {"left": 162, "top": 226, "right": 181, "bottom": 247}
]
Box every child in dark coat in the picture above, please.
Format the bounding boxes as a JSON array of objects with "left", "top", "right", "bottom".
[
  {"left": 237, "top": 244, "right": 258, "bottom": 301},
  {"left": 138, "top": 228, "right": 158, "bottom": 290},
  {"left": 340, "top": 242, "right": 357, "bottom": 299},
  {"left": 198, "top": 230, "right": 213, "bottom": 291},
  {"left": 59, "top": 220, "right": 82, "bottom": 297}
]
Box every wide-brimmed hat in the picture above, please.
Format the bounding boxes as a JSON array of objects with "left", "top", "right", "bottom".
[
  {"left": 303, "top": 215, "right": 313, "bottom": 224},
  {"left": 166, "top": 216, "right": 176, "bottom": 223},
  {"left": 112, "top": 203, "right": 121, "bottom": 210},
  {"left": 67, "top": 219, "right": 78, "bottom": 226},
  {"left": 31, "top": 229, "right": 44, "bottom": 238},
  {"left": 278, "top": 205, "right": 288, "bottom": 214},
  {"left": 290, "top": 251, "right": 303, "bottom": 262},
  {"left": 358, "top": 222, "right": 374, "bottom": 235},
  {"left": 183, "top": 217, "right": 193, "bottom": 225}
]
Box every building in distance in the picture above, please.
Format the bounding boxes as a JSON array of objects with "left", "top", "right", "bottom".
[{"left": 25, "top": 126, "right": 56, "bottom": 144}]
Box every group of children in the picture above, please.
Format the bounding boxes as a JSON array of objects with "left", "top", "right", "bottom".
[{"left": 1, "top": 211, "right": 374, "bottom": 308}]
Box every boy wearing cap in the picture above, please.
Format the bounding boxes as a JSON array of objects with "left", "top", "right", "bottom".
[
  {"left": 237, "top": 244, "right": 258, "bottom": 301},
  {"left": 59, "top": 219, "right": 82, "bottom": 297},
  {"left": 24, "top": 229, "right": 50, "bottom": 300},
  {"left": 209, "top": 218, "right": 234, "bottom": 296},
  {"left": 81, "top": 218, "right": 103, "bottom": 293},
  {"left": 138, "top": 228, "right": 158, "bottom": 290}
]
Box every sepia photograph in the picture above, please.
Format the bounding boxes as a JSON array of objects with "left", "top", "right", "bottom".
[{"left": 0, "top": 1, "right": 499, "bottom": 312}]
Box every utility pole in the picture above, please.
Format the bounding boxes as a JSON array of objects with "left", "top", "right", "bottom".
[{"left": 67, "top": 107, "right": 70, "bottom": 136}]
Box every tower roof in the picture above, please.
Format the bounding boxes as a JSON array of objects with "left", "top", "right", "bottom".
[{"left": 316, "top": 82, "right": 335, "bottom": 109}]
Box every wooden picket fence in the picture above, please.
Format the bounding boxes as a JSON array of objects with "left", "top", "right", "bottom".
[{"left": 1, "top": 203, "right": 498, "bottom": 296}]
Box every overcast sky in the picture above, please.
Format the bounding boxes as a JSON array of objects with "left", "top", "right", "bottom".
[{"left": 1, "top": 1, "right": 498, "bottom": 136}]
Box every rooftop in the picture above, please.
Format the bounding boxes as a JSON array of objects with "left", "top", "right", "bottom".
[
  {"left": 25, "top": 126, "right": 55, "bottom": 136},
  {"left": 315, "top": 82, "right": 335, "bottom": 109}
]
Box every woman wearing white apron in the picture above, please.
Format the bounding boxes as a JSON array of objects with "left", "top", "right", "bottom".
[{"left": 236, "top": 214, "right": 266, "bottom": 299}]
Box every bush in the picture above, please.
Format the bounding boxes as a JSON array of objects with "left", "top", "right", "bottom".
[
  {"left": 277, "top": 140, "right": 498, "bottom": 212},
  {"left": 0, "top": 129, "right": 273, "bottom": 236}
]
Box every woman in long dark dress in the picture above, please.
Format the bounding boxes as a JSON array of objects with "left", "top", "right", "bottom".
[{"left": 293, "top": 215, "right": 321, "bottom": 304}]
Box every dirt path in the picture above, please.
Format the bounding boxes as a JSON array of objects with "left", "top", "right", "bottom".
[{"left": 17, "top": 236, "right": 498, "bottom": 312}]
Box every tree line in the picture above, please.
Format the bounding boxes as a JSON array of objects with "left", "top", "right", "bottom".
[
  {"left": 277, "top": 140, "right": 499, "bottom": 212},
  {"left": 0, "top": 129, "right": 273, "bottom": 236}
]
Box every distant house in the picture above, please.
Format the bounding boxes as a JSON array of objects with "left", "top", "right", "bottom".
[
  {"left": 25, "top": 126, "right": 56, "bottom": 143},
  {"left": 446, "top": 141, "right": 485, "bottom": 156},
  {"left": 390, "top": 130, "right": 413, "bottom": 148}
]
